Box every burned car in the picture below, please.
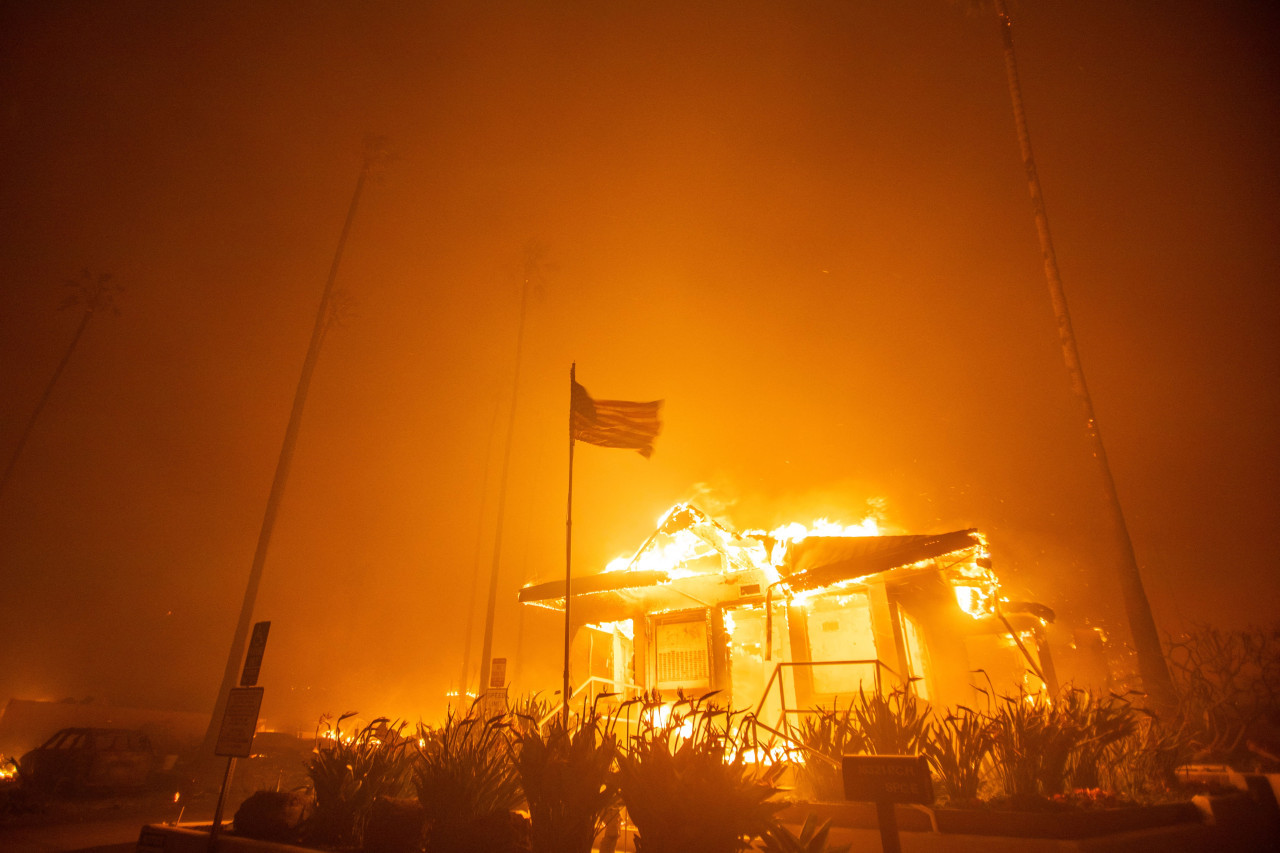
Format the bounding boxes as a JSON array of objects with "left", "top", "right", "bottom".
[{"left": 19, "top": 727, "right": 158, "bottom": 791}]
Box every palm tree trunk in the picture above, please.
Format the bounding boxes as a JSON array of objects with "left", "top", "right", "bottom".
[
  {"left": 993, "top": 0, "right": 1175, "bottom": 711},
  {"left": 457, "top": 401, "right": 502, "bottom": 699},
  {"left": 198, "top": 153, "right": 373, "bottom": 760},
  {"left": 477, "top": 249, "right": 537, "bottom": 695},
  {"left": 0, "top": 308, "right": 94, "bottom": 498}
]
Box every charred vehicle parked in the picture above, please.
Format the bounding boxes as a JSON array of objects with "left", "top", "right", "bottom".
[{"left": 19, "top": 727, "right": 158, "bottom": 792}]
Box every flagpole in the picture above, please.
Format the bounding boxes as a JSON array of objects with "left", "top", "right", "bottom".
[{"left": 564, "top": 363, "right": 576, "bottom": 727}]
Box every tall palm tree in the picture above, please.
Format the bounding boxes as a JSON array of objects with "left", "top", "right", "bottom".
[
  {"left": 0, "top": 270, "right": 121, "bottom": 498},
  {"left": 199, "top": 137, "right": 388, "bottom": 760},
  {"left": 991, "top": 0, "right": 1175, "bottom": 710},
  {"left": 477, "top": 243, "right": 548, "bottom": 696}
]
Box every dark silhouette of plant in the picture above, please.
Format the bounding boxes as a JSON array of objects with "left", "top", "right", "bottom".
[
  {"left": 849, "top": 685, "right": 930, "bottom": 756},
  {"left": 988, "top": 688, "right": 1082, "bottom": 800},
  {"left": 1165, "top": 624, "right": 1280, "bottom": 766},
  {"left": 614, "top": 694, "right": 784, "bottom": 853},
  {"left": 1097, "top": 712, "right": 1191, "bottom": 801},
  {"left": 923, "top": 705, "right": 994, "bottom": 803},
  {"left": 414, "top": 708, "right": 523, "bottom": 853},
  {"left": 1058, "top": 689, "right": 1139, "bottom": 790},
  {"left": 303, "top": 714, "right": 414, "bottom": 847},
  {"left": 511, "top": 709, "right": 617, "bottom": 853},
  {"left": 790, "top": 700, "right": 866, "bottom": 802},
  {"left": 759, "top": 813, "right": 851, "bottom": 853}
]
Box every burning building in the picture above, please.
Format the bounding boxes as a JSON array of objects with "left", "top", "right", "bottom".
[{"left": 519, "top": 504, "right": 1056, "bottom": 724}]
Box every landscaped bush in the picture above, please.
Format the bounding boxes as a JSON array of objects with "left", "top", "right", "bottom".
[
  {"left": 511, "top": 708, "right": 617, "bottom": 853},
  {"left": 789, "top": 686, "right": 929, "bottom": 803},
  {"left": 790, "top": 701, "right": 863, "bottom": 802},
  {"left": 276, "top": 670, "right": 1220, "bottom": 852},
  {"left": 922, "top": 704, "right": 993, "bottom": 804},
  {"left": 1166, "top": 624, "right": 1280, "bottom": 768},
  {"left": 413, "top": 707, "right": 524, "bottom": 853},
  {"left": 303, "top": 714, "right": 414, "bottom": 847},
  {"left": 1058, "top": 689, "right": 1140, "bottom": 791},
  {"left": 1098, "top": 712, "right": 1193, "bottom": 801},
  {"left": 614, "top": 692, "right": 786, "bottom": 853},
  {"left": 784, "top": 681, "right": 1198, "bottom": 810}
]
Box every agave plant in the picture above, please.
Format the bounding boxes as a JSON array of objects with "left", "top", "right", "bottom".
[
  {"left": 987, "top": 688, "right": 1081, "bottom": 800},
  {"left": 511, "top": 709, "right": 617, "bottom": 853},
  {"left": 922, "top": 705, "right": 993, "bottom": 804},
  {"left": 414, "top": 707, "right": 524, "bottom": 853},
  {"left": 759, "top": 814, "right": 851, "bottom": 853},
  {"left": 849, "top": 685, "right": 930, "bottom": 756},
  {"left": 614, "top": 694, "right": 785, "bottom": 853},
  {"left": 1058, "top": 688, "right": 1139, "bottom": 791},
  {"left": 303, "top": 714, "right": 414, "bottom": 847},
  {"left": 789, "top": 701, "right": 866, "bottom": 802}
]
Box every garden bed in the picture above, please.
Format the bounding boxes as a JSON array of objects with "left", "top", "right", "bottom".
[
  {"left": 774, "top": 794, "right": 1277, "bottom": 852},
  {"left": 777, "top": 799, "right": 1200, "bottom": 838},
  {"left": 137, "top": 822, "right": 319, "bottom": 853}
]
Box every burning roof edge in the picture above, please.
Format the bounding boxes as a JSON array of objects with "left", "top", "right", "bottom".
[
  {"left": 519, "top": 511, "right": 985, "bottom": 607},
  {"left": 784, "top": 528, "right": 984, "bottom": 592}
]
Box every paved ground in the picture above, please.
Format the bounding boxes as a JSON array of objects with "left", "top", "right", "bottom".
[{"left": 0, "top": 789, "right": 217, "bottom": 853}]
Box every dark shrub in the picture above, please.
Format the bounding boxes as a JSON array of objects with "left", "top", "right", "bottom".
[{"left": 233, "top": 789, "right": 313, "bottom": 842}]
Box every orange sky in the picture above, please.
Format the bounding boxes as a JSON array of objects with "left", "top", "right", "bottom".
[{"left": 1, "top": 0, "right": 1276, "bottom": 729}]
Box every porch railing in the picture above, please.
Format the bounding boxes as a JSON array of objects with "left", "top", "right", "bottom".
[
  {"left": 752, "top": 659, "right": 897, "bottom": 727},
  {"left": 536, "top": 675, "right": 644, "bottom": 729}
]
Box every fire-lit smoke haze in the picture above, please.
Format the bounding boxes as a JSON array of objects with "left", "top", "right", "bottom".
[{"left": 1, "top": 1, "right": 1276, "bottom": 732}]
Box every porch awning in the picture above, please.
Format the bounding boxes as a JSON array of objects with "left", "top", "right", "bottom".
[
  {"left": 518, "top": 570, "right": 670, "bottom": 604},
  {"left": 784, "top": 529, "right": 981, "bottom": 592}
]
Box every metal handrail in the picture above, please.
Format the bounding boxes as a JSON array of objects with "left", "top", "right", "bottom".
[
  {"left": 537, "top": 675, "right": 643, "bottom": 728},
  {"left": 752, "top": 658, "right": 899, "bottom": 728}
]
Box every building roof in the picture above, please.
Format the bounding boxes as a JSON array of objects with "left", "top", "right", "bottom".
[
  {"left": 518, "top": 504, "right": 983, "bottom": 620},
  {"left": 784, "top": 529, "right": 982, "bottom": 591}
]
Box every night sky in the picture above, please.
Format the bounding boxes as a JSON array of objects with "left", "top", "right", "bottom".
[{"left": 1, "top": 0, "right": 1276, "bottom": 732}]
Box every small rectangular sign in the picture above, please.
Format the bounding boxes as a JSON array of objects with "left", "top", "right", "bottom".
[
  {"left": 240, "top": 621, "right": 271, "bottom": 687},
  {"left": 842, "top": 754, "right": 934, "bottom": 805},
  {"left": 215, "top": 687, "right": 264, "bottom": 757},
  {"left": 478, "top": 687, "right": 508, "bottom": 719},
  {"left": 489, "top": 657, "right": 507, "bottom": 689}
]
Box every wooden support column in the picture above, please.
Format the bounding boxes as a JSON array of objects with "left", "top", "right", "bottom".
[{"left": 867, "top": 582, "right": 910, "bottom": 691}]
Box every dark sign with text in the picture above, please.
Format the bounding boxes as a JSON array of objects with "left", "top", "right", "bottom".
[
  {"left": 215, "top": 687, "right": 265, "bottom": 758},
  {"left": 842, "top": 754, "right": 934, "bottom": 805},
  {"left": 240, "top": 621, "right": 271, "bottom": 687}
]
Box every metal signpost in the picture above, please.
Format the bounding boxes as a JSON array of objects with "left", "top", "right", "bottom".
[
  {"left": 842, "top": 754, "right": 933, "bottom": 853},
  {"left": 479, "top": 656, "right": 509, "bottom": 719},
  {"left": 208, "top": 621, "right": 270, "bottom": 851}
]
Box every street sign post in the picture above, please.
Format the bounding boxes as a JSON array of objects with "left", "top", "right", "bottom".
[
  {"left": 214, "top": 687, "right": 265, "bottom": 758},
  {"left": 842, "top": 754, "right": 933, "bottom": 853},
  {"left": 239, "top": 621, "right": 271, "bottom": 687},
  {"left": 209, "top": 622, "right": 272, "bottom": 851}
]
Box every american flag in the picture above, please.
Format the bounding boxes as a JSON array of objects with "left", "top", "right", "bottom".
[{"left": 571, "top": 380, "right": 662, "bottom": 458}]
